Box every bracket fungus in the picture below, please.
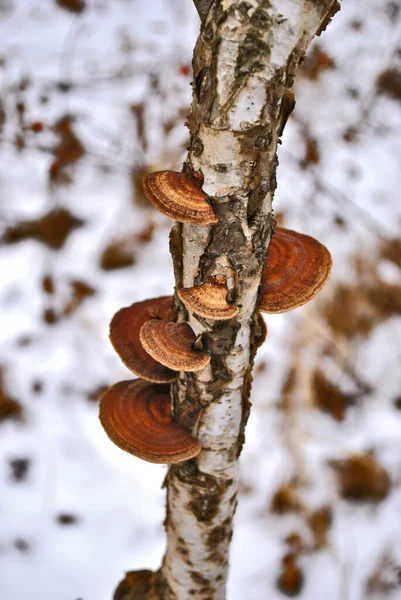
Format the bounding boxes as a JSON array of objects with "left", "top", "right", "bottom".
[
  {"left": 177, "top": 275, "right": 239, "bottom": 320},
  {"left": 260, "top": 227, "right": 332, "bottom": 313},
  {"left": 142, "top": 170, "right": 218, "bottom": 225},
  {"left": 140, "top": 319, "right": 211, "bottom": 372},
  {"left": 109, "top": 296, "right": 176, "bottom": 383},
  {"left": 99, "top": 379, "right": 201, "bottom": 464}
]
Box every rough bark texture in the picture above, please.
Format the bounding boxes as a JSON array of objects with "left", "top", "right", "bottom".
[{"left": 117, "top": 1, "right": 340, "bottom": 599}]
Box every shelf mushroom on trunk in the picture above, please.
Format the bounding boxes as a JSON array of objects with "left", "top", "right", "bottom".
[
  {"left": 142, "top": 170, "right": 218, "bottom": 225},
  {"left": 177, "top": 275, "right": 239, "bottom": 320},
  {"left": 99, "top": 379, "right": 201, "bottom": 464},
  {"left": 259, "top": 228, "right": 332, "bottom": 314},
  {"left": 100, "top": 173, "right": 333, "bottom": 595},
  {"left": 139, "top": 319, "right": 211, "bottom": 372},
  {"left": 109, "top": 296, "right": 175, "bottom": 383}
]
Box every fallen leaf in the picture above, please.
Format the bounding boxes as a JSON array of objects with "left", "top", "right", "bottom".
[{"left": 2, "top": 208, "right": 84, "bottom": 250}]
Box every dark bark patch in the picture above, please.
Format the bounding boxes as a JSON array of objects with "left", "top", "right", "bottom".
[
  {"left": 316, "top": 1, "right": 341, "bottom": 36},
  {"left": 207, "top": 321, "right": 240, "bottom": 355},
  {"left": 193, "top": 0, "right": 213, "bottom": 23},
  {"left": 237, "top": 364, "right": 253, "bottom": 456},
  {"left": 207, "top": 519, "right": 232, "bottom": 549},
  {"left": 278, "top": 90, "right": 295, "bottom": 137},
  {"left": 171, "top": 463, "right": 234, "bottom": 525},
  {"left": 237, "top": 2, "right": 253, "bottom": 16},
  {"left": 255, "top": 133, "right": 272, "bottom": 151},
  {"left": 213, "top": 1, "right": 228, "bottom": 27},
  {"left": 190, "top": 571, "right": 210, "bottom": 586},
  {"left": 203, "top": 22, "right": 215, "bottom": 43},
  {"left": 172, "top": 375, "right": 205, "bottom": 430},
  {"left": 196, "top": 67, "right": 213, "bottom": 102},
  {"left": 169, "top": 224, "right": 183, "bottom": 289},
  {"left": 251, "top": 7, "right": 271, "bottom": 29},
  {"left": 209, "top": 355, "right": 233, "bottom": 385},
  {"left": 237, "top": 34, "right": 269, "bottom": 75},
  {"left": 191, "top": 136, "right": 204, "bottom": 157},
  {"left": 210, "top": 221, "right": 247, "bottom": 254},
  {"left": 188, "top": 490, "right": 222, "bottom": 523}
]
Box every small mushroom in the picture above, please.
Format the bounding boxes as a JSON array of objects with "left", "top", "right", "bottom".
[
  {"left": 140, "top": 319, "right": 210, "bottom": 372},
  {"left": 99, "top": 379, "right": 201, "bottom": 464},
  {"left": 110, "top": 296, "right": 175, "bottom": 383},
  {"left": 142, "top": 170, "right": 218, "bottom": 225},
  {"left": 260, "top": 227, "right": 332, "bottom": 313},
  {"left": 177, "top": 275, "right": 239, "bottom": 320}
]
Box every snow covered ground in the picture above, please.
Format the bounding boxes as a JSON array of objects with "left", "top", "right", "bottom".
[{"left": 1, "top": 1, "right": 401, "bottom": 599}]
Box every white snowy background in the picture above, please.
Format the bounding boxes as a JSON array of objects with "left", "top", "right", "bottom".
[{"left": 1, "top": 1, "right": 401, "bottom": 599}]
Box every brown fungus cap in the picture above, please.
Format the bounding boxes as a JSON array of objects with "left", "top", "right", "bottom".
[
  {"left": 260, "top": 227, "right": 332, "bottom": 313},
  {"left": 140, "top": 319, "right": 210, "bottom": 372},
  {"left": 109, "top": 296, "right": 176, "bottom": 383},
  {"left": 177, "top": 275, "right": 239, "bottom": 320},
  {"left": 99, "top": 379, "right": 201, "bottom": 464},
  {"left": 142, "top": 170, "right": 218, "bottom": 225}
]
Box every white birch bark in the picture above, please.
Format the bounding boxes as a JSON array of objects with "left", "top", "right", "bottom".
[
  {"left": 160, "top": 2, "right": 340, "bottom": 599},
  {"left": 114, "top": 2, "right": 339, "bottom": 599}
]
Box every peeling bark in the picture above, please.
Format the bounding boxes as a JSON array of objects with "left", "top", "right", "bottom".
[{"left": 140, "top": 1, "right": 339, "bottom": 599}]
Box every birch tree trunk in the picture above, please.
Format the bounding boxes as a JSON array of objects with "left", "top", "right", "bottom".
[{"left": 115, "top": 1, "right": 339, "bottom": 599}]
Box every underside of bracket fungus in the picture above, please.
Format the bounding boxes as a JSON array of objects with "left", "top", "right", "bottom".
[
  {"left": 260, "top": 227, "right": 332, "bottom": 313},
  {"left": 140, "top": 319, "right": 211, "bottom": 372},
  {"left": 142, "top": 170, "right": 218, "bottom": 225},
  {"left": 109, "top": 296, "right": 176, "bottom": 383},
  {"left": 178, "top": 274, "right": 239, "bottom": 320},
  {"left": 99, "top": 379, "right": 201, "bottom": 464}
]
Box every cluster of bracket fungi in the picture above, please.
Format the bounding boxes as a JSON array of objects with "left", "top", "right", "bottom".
[{"left": 99, "top": 170, "right": 332, "bottom": 464}]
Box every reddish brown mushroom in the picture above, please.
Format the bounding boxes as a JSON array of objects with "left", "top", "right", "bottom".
[
  {"left": 110, "top": 296, "right": 176, "bottom": 383},
  {"left": 177, "top": 275, "right": 239, "bottom": 320},
  {"left": 260, "top": 227, "right": 332, "bottom": 313},
  {"left": 99, "top": 379, "right": 201, "bottom": 464},
  {"left": 142, "top": 170, "right": 218, "bottom": 225},
  {"left": 140, "top": 319, "right": 210, "bottom": 372}
]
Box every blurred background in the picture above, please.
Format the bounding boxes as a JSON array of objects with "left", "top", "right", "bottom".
[{"left": 1, "top": 1, "right": 401, "bottom": 599}]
